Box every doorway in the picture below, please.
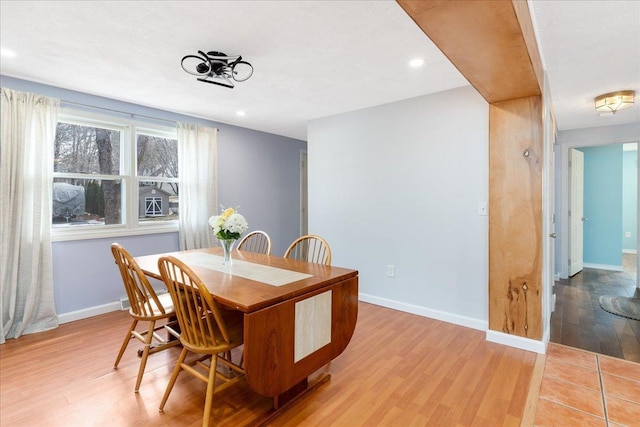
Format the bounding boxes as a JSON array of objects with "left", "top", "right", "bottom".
[{"left": 552, "top": 141, "right": 639, "bottom": 361}]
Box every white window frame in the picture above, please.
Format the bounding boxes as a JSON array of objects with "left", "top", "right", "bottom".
[{"left": 52, "top": 108, "right": 178, "bottom": 242}]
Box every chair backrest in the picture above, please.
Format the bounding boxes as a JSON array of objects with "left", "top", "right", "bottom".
[
  {"left": 111, "top": 243, "right": 168, "bottom": 318},
  {"left": 236, "top": 230, "right": 272, "bottom": 255},
  {"left": 157, "top": 256, "right": 234, "bottom": 352},
  {"left": 283, "top": 234, "right": 332, "bottom": 265}
]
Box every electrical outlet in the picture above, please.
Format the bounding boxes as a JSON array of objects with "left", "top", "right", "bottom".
[
  {"left": 625, "top": 231, "right": 632, "bottom": 238},
  {"left": 387, "top": 265, "right": 395, "bottom": 278}
]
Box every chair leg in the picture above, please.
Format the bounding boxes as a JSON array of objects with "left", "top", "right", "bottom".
[
  {"left": 114, "top": 319, "right": 138, "bottom": 369},
  {"left": 159, "top": 347, "right": 188, "bottom": 412},
  {"left": 202, "top": 354, "right": 218, "bottom": 427},
  {"left": 134, "top": 320, "right": 156, "bottom": 393}
]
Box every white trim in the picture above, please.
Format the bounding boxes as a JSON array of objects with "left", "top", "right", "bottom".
[
  {"left": 58, "top": 302, "right": 121, "bottom": 324},
  {"left": 486, "top": 330, "right": 546, "bottom": 354},
  {"left": 359, "top": 293, "right": 486, "bottom": 331},
  {"left": 622, "top": 249, "right": 637, "bottom": 254},
  {"left": 583, "top": 263, "right": 623, "bottom": 272},
  {"left": 554, "top": 273, "right": 560, "bottom": 281}
]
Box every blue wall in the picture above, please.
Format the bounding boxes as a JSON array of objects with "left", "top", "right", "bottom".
[
  {"left": 1, "top": 75, "right": 307, "bottom": 316},
  {"left": 623, "top": 147, "right": 638, "bottom": 252},
  {"left": 578, "top": 145, "right": 623, "bottom": 267}
]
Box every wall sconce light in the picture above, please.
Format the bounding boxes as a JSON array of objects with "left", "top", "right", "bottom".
[{"left": 594, "top": 90, "right": 635, "bottom": 114}]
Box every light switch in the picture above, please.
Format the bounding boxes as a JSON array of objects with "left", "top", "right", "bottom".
[{"left": 478, "top": 202, "right": 488, "bottom": 216}]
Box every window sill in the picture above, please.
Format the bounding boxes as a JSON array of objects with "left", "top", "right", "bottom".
[{"left": 51, "top": 223, "right": 179, "bottom": 242}]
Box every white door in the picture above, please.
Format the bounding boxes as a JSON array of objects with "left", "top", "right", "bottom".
[{"left": 569, "top": 148, "right": 584, "bottom": 276}]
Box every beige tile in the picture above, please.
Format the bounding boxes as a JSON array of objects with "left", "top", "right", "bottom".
[
  {"left": 605, "top": 395, "right": 640, "bottom": 427},
  {"left": 598, "top": 355, "right": 640, "bottom": 383},
  {"left": 543, "top": 357, "right": 601, "bottom": 391},
  {"left": 602, "top": 373, "right": 640, "bottom": 405},
  {"left": 547, "top": 343, "right": 598, "bottom": 370},
  {"left": 538, "top": 376, "right": 604, "bottom": 418},
  {"left": 533, "top": 399, "right": 606, "bottom": 427}
]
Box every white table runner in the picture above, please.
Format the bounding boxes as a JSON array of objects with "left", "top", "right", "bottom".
[{"left": 180, "top": 252, "right": 312, "bottom": 287}]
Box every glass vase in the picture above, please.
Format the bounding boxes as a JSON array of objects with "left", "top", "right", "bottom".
[{"left": 219, "top": 239, "right": 236, "bottom": 265}]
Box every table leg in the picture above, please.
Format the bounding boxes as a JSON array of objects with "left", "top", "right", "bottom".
[{"left": 247, "top": 374, "right": 331, "bottom": 427}]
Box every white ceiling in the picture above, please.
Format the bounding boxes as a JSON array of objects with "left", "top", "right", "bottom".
[{"left": 1, "top": 1, "right": 638, "bottom": 140}]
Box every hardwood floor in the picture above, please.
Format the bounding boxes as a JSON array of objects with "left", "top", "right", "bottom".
[
  {"left": 1, "top": 302, "right": 537, "bottom": 426},
  {"left": 550, "top": 254, "right": 640, "bottom": 362}
]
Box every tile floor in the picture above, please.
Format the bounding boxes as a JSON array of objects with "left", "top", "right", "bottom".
[{"left": 534, "top": 343, "right": 640, "bottom": 426}]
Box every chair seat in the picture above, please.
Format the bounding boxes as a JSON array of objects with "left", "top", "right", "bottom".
[
  {"left": 182, "top": 309, "right": 244, "bottom": 354},
  {"left": 130, "top": 291, "right": 174, "bottom": 319}
]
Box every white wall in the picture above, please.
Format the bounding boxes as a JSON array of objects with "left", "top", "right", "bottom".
[{"left": 308, "top": 86, "right": 489, "bottom": 329}]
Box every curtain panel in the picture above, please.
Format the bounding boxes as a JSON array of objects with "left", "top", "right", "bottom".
[
  {"left": 0, "top": 88, "right": 60, "bottom": 344},
  {"left": 177, "top": 123, "right": 218, "bottom": 250}
]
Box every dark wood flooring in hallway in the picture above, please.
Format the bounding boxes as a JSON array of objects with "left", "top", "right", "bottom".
[{"left": 550, "top": 254, "right": 640, "bottom": 362}]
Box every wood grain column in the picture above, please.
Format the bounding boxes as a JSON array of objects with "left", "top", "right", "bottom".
[
  {"left": 398, "top": 0, "right": 545, "bottom": 339},
  {"left": 489, "top": 96, "right": 543, "bottom": 338}
]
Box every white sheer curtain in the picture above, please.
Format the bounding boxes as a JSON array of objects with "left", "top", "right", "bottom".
[
  {"left": 0, "top": 88, "right": 60, "bottom": 344},
  {"left": 177, "top": 123, "right": 218, "bottom": 250}
]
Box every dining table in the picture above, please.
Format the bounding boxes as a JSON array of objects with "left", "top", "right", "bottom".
[{"left": 134, "top": 246, "right": 359, "bottom": 417}]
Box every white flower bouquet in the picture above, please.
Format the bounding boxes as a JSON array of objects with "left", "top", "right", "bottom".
[{"left": 208, "top": 207, "right": 248, "bottom": 240}]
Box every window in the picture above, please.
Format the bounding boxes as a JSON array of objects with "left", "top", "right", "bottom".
[{"left": 52, "top": 110, "right": 178, "bottom": 240}]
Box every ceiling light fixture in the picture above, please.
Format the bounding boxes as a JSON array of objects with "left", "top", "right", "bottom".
[
  {"left": 594, "top": 90, "right": 635, "bottom": 114},
  {"left": 408, "top": 58, "right": 425, "bottom": 68},
  {"left": 181, "top": 50, "right": 253, "bottom": 89},
  {"left": 236, "top": 111, "right": 246, "bottom": 117}
]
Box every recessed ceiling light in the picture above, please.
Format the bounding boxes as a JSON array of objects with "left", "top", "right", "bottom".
[
  {"left": 0, "top": 48, "right": 17, "bottom": 58},
  {"left": 236, "top": 111, "right": 246, "bottom": 117},
  {"left": 408, "top": 58, "right": 425, "bottom": 68}
]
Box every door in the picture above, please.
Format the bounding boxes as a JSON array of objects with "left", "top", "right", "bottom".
[{"left": 569, "top": 148, "right": 584, "bottom": 276}]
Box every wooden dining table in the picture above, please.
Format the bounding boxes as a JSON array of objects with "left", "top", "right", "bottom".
[{"left": 134, "top": 246, "right": 359, "bottom": 414}]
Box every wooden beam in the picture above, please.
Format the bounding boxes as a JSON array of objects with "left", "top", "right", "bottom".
[
  {"left": 489, "top": 96, "right": 543, "bottom": 339},
  {"left": 397, "top": 0, "right": 541, "bottom": 103}
]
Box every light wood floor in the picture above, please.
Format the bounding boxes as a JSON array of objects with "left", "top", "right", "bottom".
[{"left": 1, "top": 302, "right": 537, "bottom": 426}]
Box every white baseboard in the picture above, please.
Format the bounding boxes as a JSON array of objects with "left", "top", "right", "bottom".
[
  {"left": 358, "top": 293, "right": 547, "bottom": 354},
  {"left": 623, "top": 249, "right": 637, "bottom": 254},
  {"left": 58, "top": 301, "right": 121, "bottom": 324},
  {"left": 359, "top": 293, "right": 487, "bottom": 331},
  {"left": 583, "top": 263, "right": 623, "bottom": 272},
  {"left": 486, "top": 330, "right": 546, "bottom": 354}
]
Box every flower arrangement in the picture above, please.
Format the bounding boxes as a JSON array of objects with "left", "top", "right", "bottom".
[{"left": 208, "top": 207, "right": 248, "bottom": 240}]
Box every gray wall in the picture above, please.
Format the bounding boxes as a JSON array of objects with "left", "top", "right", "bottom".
[
  {"left": 1, "top": 75, "right": 306, "bottom": 317},
  {"left": 308, "top": 86, "right": 489, "bottom": 329}
]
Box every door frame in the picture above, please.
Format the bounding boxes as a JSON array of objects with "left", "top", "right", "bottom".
[
  {"left": 300, "top": 149, "right": 308, "bottom": 236},
  {"left": 557, "top": 128, "right": 639, "bottom": 288}
]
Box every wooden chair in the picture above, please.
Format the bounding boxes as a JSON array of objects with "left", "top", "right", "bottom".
[
  {"left": 157, "top": 256, "right": 245, "bottom": 427},
  {"left": 284, "top": 234, "right": 332, "bottom": 265},
  {"left": 111, "top": 243, "right": 180, "bottom": 392},
  {"left": 236, "top": 230, "right": 272, "bottom": 255}
]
